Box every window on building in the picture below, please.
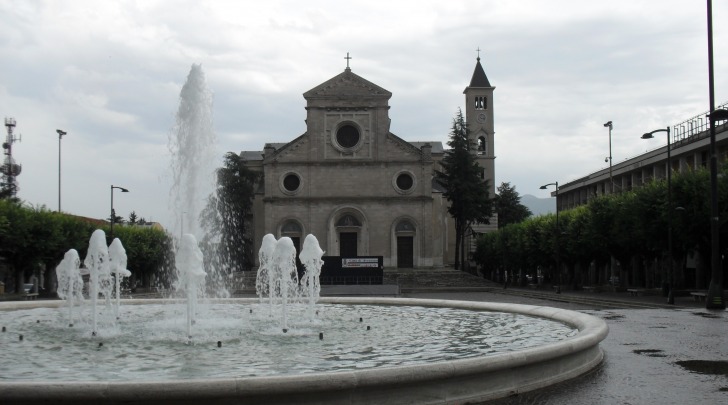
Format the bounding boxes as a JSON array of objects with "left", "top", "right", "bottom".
[
  {"left": 336, "top": 124, "right": 360, "bottom": 148},
  {"left": 474, "top": 96, "right": 487, "bottom": 110}
]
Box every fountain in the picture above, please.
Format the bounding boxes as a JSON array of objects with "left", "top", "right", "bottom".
[
  {"left": 0, "top": 64, "right": 607, "bottom": 403},
  {"left": 0, "top": 231, "right": 608, "bottom": 404}
]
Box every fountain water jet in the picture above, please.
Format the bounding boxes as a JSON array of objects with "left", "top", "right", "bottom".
[
  {"left": 255, "top": 233, "right": 277, "bottom": 312},
  {"left": 168, "top": 64, "right": 216, "bottom": 242},
  {"left": 270, "top": 237, "right": 298, "bottom": 331},
  {"left": 299, "top": 234, "right": 324, "bottom": 319},
  {"left": 174, "top": 233, "right": 207, "bottom": 339},
  {"left": 83, "top": 229, "right": 113, "bottom": 335},
  {"left": 55, "top": 249, "right": 83, "bottom": 327},
  {"left": 108, "top": 238, "right": 131, "bottom": 319}
]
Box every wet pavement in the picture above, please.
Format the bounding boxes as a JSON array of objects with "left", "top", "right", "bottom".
[{"left": 407, "top": 291, "right": 728, "bottom": 404}]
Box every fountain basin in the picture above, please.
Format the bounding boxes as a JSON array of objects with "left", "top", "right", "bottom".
[{"left": 0, "top": 297, "right": 607, "bottom": 404}]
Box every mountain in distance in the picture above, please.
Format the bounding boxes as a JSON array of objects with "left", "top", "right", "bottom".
[{"left": 520, "top": 194, "right": 556, "bottom": 217}]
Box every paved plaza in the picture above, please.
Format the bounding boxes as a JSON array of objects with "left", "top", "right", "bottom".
[{"left": 406, "top": 288, "right": 728, "bottom": 404}]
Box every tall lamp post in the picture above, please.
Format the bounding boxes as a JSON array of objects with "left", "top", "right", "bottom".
[
  {"left": 540, "top": 181, "right": 561, "bottom": 294},
  {"left": 603, "top": 121, "right": 614, "bottom": 194},
  {"left": 110, "top": 185, "right": 129, "bottom": 239},
  {"left": 706, "top": 0, "right": 726, "bottom": 309},
  {"left": 707, "top": 108, "right": 728, "bottom": 308},
  {"left": 56, "top": 129, "right": 66, "bottom": 212},
  {"left": 642, "top": 127, "right": 674, "bottom": 304}
]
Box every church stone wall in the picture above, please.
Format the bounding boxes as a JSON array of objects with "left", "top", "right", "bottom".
[
  {"left": 264, "top": 162, "right": 432, "bottom": 200},
  {"left": 260, "top": 198, "right": 433, "bottom": 266},
  {"left": 245, "top": 59, "right": 496, "bottom": 270}
]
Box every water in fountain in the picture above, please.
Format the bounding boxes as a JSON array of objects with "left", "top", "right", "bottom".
[
  {"left": 174, "top": 233, "right": 207, "bottom": 339},
  {"left": 55, "top": 249, "right": 83, "bottom": 327},
  {"left": 299, "top": 234, "right": 324, "bottom": 320},
  {"left": 1, "top": 300, "right": 582, "bottom": 381},
  {"left": 168, "top": 64, "right": 216, "bottom": 241},
  {"left": 108, "top": 238, "right": 131, "bottom": 319},
  {"left": 271, "top": 237, "right": 298, "bottom": 331},
  {"left": 167, "top": 64, "right": 229, "bottom": 297},
  {"left": 83, "top": 229, "right": 114, "bottom": 335},
  {"left": 256, "top": 233, "right": 277, "bottom": 310}
]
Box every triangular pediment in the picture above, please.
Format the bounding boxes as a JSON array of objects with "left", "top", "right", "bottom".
[
  {"left": 385, "top": 132, "right": 424, "bottom": 159},
  {"left": 264, "top": 133, "right": 309, "bottom": 162},
  {"left": 304, "top": 69, "right": 392, "bottom": 99}
]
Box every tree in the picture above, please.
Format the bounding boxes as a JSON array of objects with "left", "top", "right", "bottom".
[
  {"left": 200, "top": 152, "right": 261, "bottom": 274},
  {"left": 435, "top": 109, "right": 494, "bottom": 270},
  {"left": 495, "top": 182, "right": 532, "bottom": 228},
  {"left": 128, "top": 211, "right": 138, "bottom": 225},
  {"left": 107, "top": 211, "right": 124, "bottom": 225}
]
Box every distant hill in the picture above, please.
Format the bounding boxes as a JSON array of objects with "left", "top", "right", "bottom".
[{"left": 521, "top": 194, "right": 556, "bottom": 217}]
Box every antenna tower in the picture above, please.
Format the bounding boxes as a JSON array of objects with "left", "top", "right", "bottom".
[{"left": 1, "top": 118, "right": 22, "bottom": 198}]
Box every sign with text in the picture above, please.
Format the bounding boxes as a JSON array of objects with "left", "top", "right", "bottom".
[
  {"left": 320, "top": 256, "right": 383, "bottom": 285},
  {"left": 342, "top": 257, "right": 380, "bottom": 268}
]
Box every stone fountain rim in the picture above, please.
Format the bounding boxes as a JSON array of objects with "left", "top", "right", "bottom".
[{"left": 0, "top": 297, "right": 608, "bottom": 405}]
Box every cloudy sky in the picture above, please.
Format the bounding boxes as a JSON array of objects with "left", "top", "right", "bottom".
[{"left": 2, "top": 0, "right": 726, "bottom": 233}]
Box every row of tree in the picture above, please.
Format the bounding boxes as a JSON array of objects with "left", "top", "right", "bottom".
[
  {"left": 475, "top": 165, "right": 728, "bottom": 290},
  {"left": 0, "top": 199, "right": 173, "bottom": 294}
]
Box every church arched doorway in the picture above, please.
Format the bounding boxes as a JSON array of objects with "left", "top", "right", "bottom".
[
  {"left": 395, "top": 219, "right": 415, "bottom": 268},
  {"left": 336, "top": 214, "right": 361, "bottom": 257}
]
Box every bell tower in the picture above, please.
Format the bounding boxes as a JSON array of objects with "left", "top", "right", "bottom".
[{"left": 463, "top": 52, "right": 496, "bottom": 200}]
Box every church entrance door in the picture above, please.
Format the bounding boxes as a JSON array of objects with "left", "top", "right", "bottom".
[
  {"left": 340, "top": 232, "right": 357, "bottom": 257},
  {"left": 397, "top": 236, "right": 414, "bottom": 268}
]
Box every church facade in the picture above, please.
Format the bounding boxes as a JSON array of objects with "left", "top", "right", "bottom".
[{"left": 242, "top": 56, "right": 496, "bottom": 268}]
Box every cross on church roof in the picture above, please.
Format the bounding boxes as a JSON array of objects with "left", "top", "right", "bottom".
[
  {"left": 345, "top": 52, "right": 352, "bottom": 70},
  {"left": 476, "top": 47, "right": 481, "bottom": 61}
]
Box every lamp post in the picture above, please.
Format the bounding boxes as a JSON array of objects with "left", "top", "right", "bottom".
[
  {"left": 706, "top": 108, "right": 728, "bottom": 308},
  {"left": 110, "top": 185, "right": 129, "bottom": 240},
  {"left": 706, "top": 0, "right": 726, "bottom": 309},
  {"left": 603, "top": 121, "right": 614, "bottom": 194},
  {"left": 641, "top": 127, "right": 674, "bottom": 304},
  {"left": 540, "top": 181, "right": 560, "bottom": 294},
  {"left": 56, "top": 129, "right": 66, "bottom": 212}
]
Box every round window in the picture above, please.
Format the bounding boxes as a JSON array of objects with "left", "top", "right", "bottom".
[
  {"left": 396, "top": 173, "right": 414, "bottom": 191},
  {"left": 283, "top": 173, "right": 301, "bottom": 192},
  {"left": 336, "top": 124, "right": 360, "bottom": 148}
]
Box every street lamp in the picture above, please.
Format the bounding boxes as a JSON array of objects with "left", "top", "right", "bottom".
[
  {"left": 706, "top": 107, "right": 727, "bottom": 309},
  {"left": 705, "top": 0, "right": 725, "bottom": 309},
  {"left": 110, "top": 185, "right": 129, "bottom": 239},
  {"left": 641, "top": 127, "right": 674, "bottom": 304},
  {"left": 540, "top": 181, "right": 561, "bottom": 294},
  {"left": 603, "top": 121, "right": 614, "bottom": 194},
  {"left": 56, "top": 129, "right": 66, "bottom": 212}
]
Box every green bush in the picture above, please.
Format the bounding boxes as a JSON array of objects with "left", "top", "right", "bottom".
[{"left": 0, "top": 200, "right": 173, "bottom": 293}]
